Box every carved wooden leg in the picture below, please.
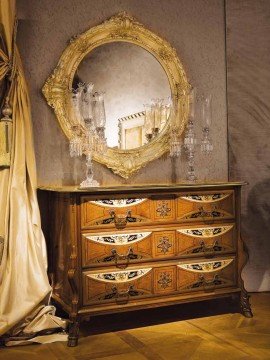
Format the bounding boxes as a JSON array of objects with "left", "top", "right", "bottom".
[
  {"left": 68, "top": 316, "right": 80, "bottom": 347},
  {"left": 240, "top": 289, "right": 253, "bottom": 318},
  {"left": 235, "top": 187, "right": 253, "bottom": 319}
]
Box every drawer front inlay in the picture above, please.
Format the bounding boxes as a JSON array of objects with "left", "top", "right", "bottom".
[
  {"left": 83, "top": 264, "right": 181, "bottom": 305},
  {"left": 152, "top": 200, "right": 175, "bottom": 221},
  {"left": 177, "top": 257, "right": 236, "bottom": 292},
  {"left": 177, "top": 258, "right": 234, "bottom": 273},
  {"left": 183, "top": 209, "right": 228, "bottom": 220},
  {"left": 87, "top": 268, "right": 152, "bottom": 283},
  {"left": 177, "top": 225, "right": 233, "bottom": 238},
  {"left": 177, "top": 191, "right": 235, "bottom": 221},
  {"left": 180, "top": 193, "right": 230, "bottom": 203},
  {"left": 82, "top": 197, "right": 176, "bottom": 229},
  {"left": 82, "top": 230, "right": 177, "bottom": 267},
  {"left": 94, "top": 214, "right": 146, "bottom": 226},
  {"left": 156, "top": 201, "right": 171, "bottom": 217},
  {"left": 83, "top": 267, "right": 153, "bottom": 305},
  {"left": 81, "top": 196, "right": 152, "bottom": 229},
  {"left": 177, "top": 224, "right": 235, "bottom": 257},
  {"left": 89, "top": 198, "right": 147, "bottom": 208},
  {"left": 154, "top": 266, "right": 177, "bottom": 293},
  {"left": 153, "top": 231, "right": 175, "bottom": 258},
  {"left": 85, "top": 231, "right": 152, "bottom": 245},
  {"left": 157, "top": 236, "right": 172, "bottom": 254}
]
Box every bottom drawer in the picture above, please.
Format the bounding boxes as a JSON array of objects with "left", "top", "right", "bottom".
[
  {"left": 83, "top": 267, "right": 154, "bottom": 305},
  {"left": 82, "top": 257, "right": 236, "bottom": 306},
  {"left": 177, "top": 258, "right": 237, "bottom": 292}
]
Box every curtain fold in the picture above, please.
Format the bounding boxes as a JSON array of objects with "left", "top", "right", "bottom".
[{"left": 0, "top": 0, "right": 66, "bottom": 343}]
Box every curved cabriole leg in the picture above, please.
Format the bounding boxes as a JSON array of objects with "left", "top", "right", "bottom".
[
  {"left": 68, "top": 317, "right": 80, "bottom": 347},
  {"left": 240, "top": 289, "right": 253, "bottom": 318},
  {"left": 238, "top": 238, "right": 253, "bottom": 318},
  {"left": 235, "top": 186, "right": 253, "bottom": 319}
]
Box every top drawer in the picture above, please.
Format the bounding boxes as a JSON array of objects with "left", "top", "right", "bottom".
[
  {"left": 177, "top": 190, "right": 235, "bottom": 222},
  {"left": 81, "top": 196, "right": 176, "bottom": 229}
]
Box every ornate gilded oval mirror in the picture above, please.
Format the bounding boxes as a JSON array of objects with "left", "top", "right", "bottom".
[{"left": 43, "top": 12, "right": 190, "bottom": 178}]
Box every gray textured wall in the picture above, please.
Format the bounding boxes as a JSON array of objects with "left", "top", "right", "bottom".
[
  {"left": 226, "top": 0, "right": 270, "bottom": 292},
  {"left": 17, "top": 0, "right": 228, "bottom": 186}
]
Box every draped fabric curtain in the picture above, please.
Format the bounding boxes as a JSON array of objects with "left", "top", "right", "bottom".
[{"left": 0, "top": 0, "right": 66, "bottom": 344}]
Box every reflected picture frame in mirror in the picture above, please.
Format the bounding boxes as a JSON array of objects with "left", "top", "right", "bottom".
[{"left": 42, "top": 12, "right": 190, "bottom": 179}]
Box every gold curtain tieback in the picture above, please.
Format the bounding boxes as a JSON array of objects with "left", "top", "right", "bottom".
[{"left": 0, "top": 98, "right": 13, "bottom": 165}]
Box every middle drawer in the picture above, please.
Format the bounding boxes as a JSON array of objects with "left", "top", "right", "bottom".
[{"left": 81, "top": 223, "right": 236, "bottom": 268}]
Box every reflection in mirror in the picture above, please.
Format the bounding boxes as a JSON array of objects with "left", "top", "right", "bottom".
[{"left": 73, "top": 42, "right": 171, "bottom": 149}]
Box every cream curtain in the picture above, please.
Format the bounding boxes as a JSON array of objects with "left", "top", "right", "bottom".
[{"left": 0, "top": 0, "right": 66, "bottom": 343}]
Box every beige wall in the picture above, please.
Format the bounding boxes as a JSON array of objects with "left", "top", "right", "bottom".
[
  {"left": 226, "top": 0, "right": 270, "bottom": 291},
  {"left": 17, "top": 0, "right": 228, "bottom": 186}
]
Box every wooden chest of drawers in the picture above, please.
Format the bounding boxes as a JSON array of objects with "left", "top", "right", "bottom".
[{"left": 38, "top": 183, "right": 252, "bottom": 347}]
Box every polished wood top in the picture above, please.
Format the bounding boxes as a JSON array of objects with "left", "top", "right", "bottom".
[{"left": 38, "top": 181, "right": 247, "bottom": 195}]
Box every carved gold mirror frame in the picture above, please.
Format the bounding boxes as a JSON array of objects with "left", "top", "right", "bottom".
[{"left": 42, "top": 12, "right": 190, "bottom": 178}]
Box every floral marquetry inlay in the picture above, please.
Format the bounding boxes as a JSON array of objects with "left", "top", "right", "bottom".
[
  {"left": 157, "top": 237, "right": 172, "bottom": 254},
  {"left": 94, "top": 214, "right": 145, "bottom": 226},
  {"left": 85, "top": 232, "right": 151, "bottom": 245},
  {"left": 158, "top": 272, "right": 173, "bottom": 289},
  {"left": 156, "top": 201, "right": 171, "bottom": 217},
  {"left": 87, "top": 268, "right": 152, "bottom": 283},
  {"left": 89, "top": 198, "right": 147, "bottom": 208},
  {"left": 178, "top": 259, "right": 234, "bottom": 273},
  {"left": 183, "top": 274, "right": 224, "bottom": 291},
  {"left": 184, "top": 210, "right": 226, "bottom": 220},
  {"left": 177, "top": 225, "right": 233, "bottom": 238},
  {"left": 181, "top": 194, "right": 230, "bottom": 203}
]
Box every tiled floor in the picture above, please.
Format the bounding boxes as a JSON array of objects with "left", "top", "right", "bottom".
[{"left": 1, "top": 293, "right": 270, "bottom": 360}]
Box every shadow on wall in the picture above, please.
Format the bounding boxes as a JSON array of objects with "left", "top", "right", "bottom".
[{"left": 242, "top": 178, "right": 270, "bottom": 292}]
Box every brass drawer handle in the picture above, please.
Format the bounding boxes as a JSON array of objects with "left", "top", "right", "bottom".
[
  {"left": 198, "top": 206, "right": 220, "bottom": 224},
  {"left": 199, "top": 240, "right": 219, "bottom": 255},
  {"left": 198, "top": 206, "right": 207, "bottom": 218},
  {"left": 111, "top": 247, "right": 134, "bottom": 259},
  {"left": 198, "top": 205, "right": 218, "bottom": 216},
  {"left": 112, "top": 285, "right": 134, "bottom": 304},
  {"left": 109, "top": 210, "right": 132, "bottom": 229},
  {"left": 111, "top": 247, "right": 134, "bottom": 268}
]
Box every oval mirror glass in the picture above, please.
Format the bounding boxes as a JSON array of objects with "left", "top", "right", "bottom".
[{"left": 73, "top": 42, "right": 171, "bottom": 150}]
